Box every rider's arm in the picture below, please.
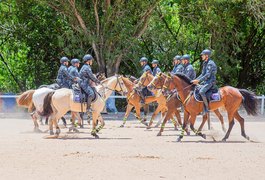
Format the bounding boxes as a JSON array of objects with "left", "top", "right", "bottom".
[
  {"left": 87, "top": 69, "right": 101, "bottom": 84},
  {"left": 197, "top": 64, "right": 214, "bottom": 82},
  {"left": 62, "top": 67, "right": 75, "bottom": 81}
]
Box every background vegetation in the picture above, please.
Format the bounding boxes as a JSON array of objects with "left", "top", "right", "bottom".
[{"left": 0, "top": 0, "right": 264, "bottom": 94}]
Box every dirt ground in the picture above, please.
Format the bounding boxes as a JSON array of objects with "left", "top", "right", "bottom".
[{"left": 0, "top": 113, "right": 265, "bottom": 180}]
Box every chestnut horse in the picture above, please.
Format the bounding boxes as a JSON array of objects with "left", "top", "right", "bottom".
[
  {"left": 154, "top": 73, "right": 258, "bottom": 142},
  {"left": 136, "top": 71, "right": 182, "bottom": 130},
  {"left": 148, "top": 72, "right": 226, "bottom": 137}
]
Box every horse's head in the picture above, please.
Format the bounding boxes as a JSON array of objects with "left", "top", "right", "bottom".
[
  {"left": 162, "top": 73, "right": 176, "bottom": 95},
  {"left": 147, "top": 72, "right": 166, "bottom": 91},
  {"left": 136, "top": 71, "right": 154, "bottom": 91},
  {"left": 114, "top": 75, "right": 128, "bottom": 96}
]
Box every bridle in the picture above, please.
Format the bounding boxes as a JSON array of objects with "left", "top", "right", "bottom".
[
  {"left": 150, "top": 73, "right": 165, "bottom": 90},
  {"left": 102, "top": 75, "right": 126, "bottom": 95},
  {"left": 138, "top": 72, "right": 152, "bottom": 88}
]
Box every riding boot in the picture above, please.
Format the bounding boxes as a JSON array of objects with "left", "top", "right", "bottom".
[
  {"left": 139, "top": 91, "right": 145, "bottom": 104},
  {"left": 86, "top": 96, "right": 93, "bottom": 112},
  {"left": 201, "top": 96, "right": 209, "bottom": 115}
]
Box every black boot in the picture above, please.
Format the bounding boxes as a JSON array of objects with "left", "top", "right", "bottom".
[
  {"left": 140, "top": 91, "right": 145, "bottom": 104},
  {"left": 201, "top": 96, "right": 209, "bottom": 115}
]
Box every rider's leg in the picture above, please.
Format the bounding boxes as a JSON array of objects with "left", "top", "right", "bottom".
[{"left": 199, "top": 84, "right": 212, "bottom": 115}]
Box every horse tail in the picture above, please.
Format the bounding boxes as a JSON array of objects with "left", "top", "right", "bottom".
[
  {"left": 16, "top": 90, "right": 35, "bottom": 112},
  {"left": 239, "top": 89, "right": 258, "bottom": 116},
  {"left": 40, "top": 92, "right": 55, "bottom": 117}
]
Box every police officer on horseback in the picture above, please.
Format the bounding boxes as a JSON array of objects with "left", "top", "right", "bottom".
[
  {"left": 79, "top": 54, "right": 101, "bottom": 111},
  {"left": 171, "top": 55, "right": 184, "bottom": 74},
  {"left": 191, "top": 49, "right": 217, "bottom": 115},
  {"left": 56, "top": 56, "right": 76, "bottom": 88},
  {"left": 139, "top": 57, "right": 152, "bottom": 103},
  {"left": 68, "top": 58, "right": 81, "bottom": 88},
  {"left": 182, "top": 54, "right": 196, "bottom": 80},
  {"left": 151, "top": 59, "right": 161, "bottom": 76}
]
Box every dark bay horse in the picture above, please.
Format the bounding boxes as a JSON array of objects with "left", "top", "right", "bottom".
[{"left": 153, "top": 72, "right": 258, "bottom": 142}]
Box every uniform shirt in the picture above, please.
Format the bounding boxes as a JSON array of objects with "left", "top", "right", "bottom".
[
  {"left": 56, "top": 64, "right": 74, "bottom": 88},
  {"left": 152, "top": 66, "right": 161, "bottom": 76},
  {"left": 68, "top": 65, "right": 80, "bottom": 86},
  {"left": 183, "top": 63, "right": 196, "bottom": 80},
  {"left": 172, "top": 64, "right": 184, "bottom": 74},
  {"left": 79, "top": 64, "right": 100, "bottom": 85},
  {"left": 141, "top": 64, "right": 152, "bottom": 75},
  {"left": 197, "top": 59, "right": 217, "bottom": 84}
]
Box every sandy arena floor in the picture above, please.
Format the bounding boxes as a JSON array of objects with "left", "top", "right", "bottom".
[{"left": 0, "top": 113, "right": 264, "bottom": 180}]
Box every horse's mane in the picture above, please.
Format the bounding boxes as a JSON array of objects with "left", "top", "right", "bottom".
[
  {"left": 171, "top": 72, "right": 193, "bottom": 85},
  {"left": 126, "top": 75, "right": 137, "bottom": 82}
]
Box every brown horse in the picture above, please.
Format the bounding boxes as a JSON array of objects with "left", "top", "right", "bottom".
[
  {"left": 136, "top": 71, "right": 182, "bottom": 130},
  {"left": 120, "top": 76, "right": 161, "bottom": 127},
  {"left": 148, "top": 72, "right": 226, "bottom": 137},
  {"left": 153, "top": 72, "right": 258, "bottom": 142}
]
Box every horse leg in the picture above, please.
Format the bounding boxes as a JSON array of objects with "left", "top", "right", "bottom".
[
  {"left": 45, "top": 117, "right": 48, "bottom": 125},
  {"left": 120, "top": 104, "right": 133, "bottom": 127},
  {"left": 214, "top": 109, "right": 226, "bottom": 132},
  {"left": 222, "top": 112, "right": 235, "bottom": 141},
  {"left": 177, "top": 110, "right": 189, "bottom": 142},
  {"left": 174, "top": 110, "right": 182, "bottom": 130},
  {"left": 234, "top": 111, "right": 249, "bottom": 140},
  {"left": 96, "top": 114, "right": 105, "bottom": 133},
  {"left": 61, "top": 116, "right": 67, "bottom": 127},
  {"left": 190, "top": 114, "right": 206, "bottom": 139},
  {"left": 69, "top": 114, "right": 78, "bottom": 133},
  {"left": 143, "top": 104, "right": 149, "bottom": 122},
  {"left": 31, "top": 112, "right": 41, "bottom": 133},
  {"left": 48, "top": 117, "right": 54, "bottom": 135},
  {"left": 149, "top": 105, "right": 162, "bottom": 128},
  {"left": 73, "top": 112, "right": 83, "bottom": 128},
  {"left": 197, "top": 114, "right": 208, "bottom": 132},
  {"left": 157, "top": 111, "right": 173, "bottom": 136},
  {"left": 135, "top": 105, "right": 148, "bottom": 126},
  {"left": 91, "top": 111, "right": 100, "bottom": 138},
  {"left": 156, "top": 110, "right": 167, "bottom": 128}
]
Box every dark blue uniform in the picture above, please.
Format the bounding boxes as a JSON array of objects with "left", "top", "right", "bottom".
[
  {"left": 197, "top": 59, "right": 217, "bottom": 96},
  {"left": 56, "top": 64, "right": 74, "bottom": 88},
  {"left": 183, "top": 63, "right": 196, "bottom": 80},
  {"left": 79, "top": 64, "right": 100, "bottom": 100},
  {"left": 172, "top": 64, "right": 184, "bottom": 74},
  {"left": 152, "top": 66, "right": 161, "bottom": 76},
  {"left": 142, "top": 64, "right": 152, "bottom": 74},
  {"left": 68, "top": 65, "right": 80, "bottom": 87}
]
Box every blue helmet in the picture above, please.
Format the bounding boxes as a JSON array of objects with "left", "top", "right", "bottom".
[
  {"left": 151, "top": 59, "right": 159, "bottom": 64},
  {"left": 173, "top": 55, "right": 181, "bottom": 60},
  {"left": 71, "top": 58, "right": 80, "bottom": 65},
  {"left": 182, "top": 54, "right": 190, "bottom": 60},
  {"left": 83, "top": 54, "right": 93, "bottom": 62},
  {"left": 60, "top": 56, "right": 69, "bottom": 64},
  {"left": 139, "top": 57, "right": 148, "bottom": 62},
  {"left": 200, "top": 49, "right": 211, "bottom": 56}
]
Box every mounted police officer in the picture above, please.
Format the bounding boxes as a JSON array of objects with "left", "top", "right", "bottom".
[
  {"left": 151, "top": 59, "right": 161, "bottom": 76},
  {"left": 171, "top": 55, "right": 184, "bottom": 74},
  {"left": 68, "top": 58, "right": 81, "bottom": 88},
  {"left": 79, "top": 54, "right": 101, "bottom": 111},
  {"left": 191, "top": 49, "right": 217, "bottom": 115},
  {"left": 56, "top": 56, "right": 76, "bottom": 88},
  {"left": 139, "top": 57, "right": 152, "bottom": 103},
  {"left": 182, "top": 54, "right": 196, "bottom": 80}
]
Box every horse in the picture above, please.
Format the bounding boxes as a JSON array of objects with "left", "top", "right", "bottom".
[
  {"left": 148, "top": 72, "right": 226, "bottom": 137},
  {"left": 41, "top": 75, "right": 127, "bottom": 138},
  {"left": 17, "top": 88, "right": 82, "bottom": 132},
  {"left": 119, "top": 76, "right": 161, "bottom": 127},
  {"left": 154, "top": 72, "right": 258, "bottom": 142},
  {"left": 136, "top": 71, "right": 182, "bottom": 130}
]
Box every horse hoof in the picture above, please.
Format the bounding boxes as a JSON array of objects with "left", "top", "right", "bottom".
[
  {"left": 146, "top": 126, "right": 151, "bottom": 130},
  {"left": 186, "top": 131, "right": 190, "bottom": 136},
  {"left": 222, "top": 138, "right": 226, "bottom": 142},
  {"left": 202, "top": 134, "right": 207, "bottom": 139},
  {"left": 222, "top": 128, "right": 227, "bottom": 133},
  {"left": 79, "top": 125, "right": 84, "bottom": 129},
  {"left": 120, "top": 124, "right": 124, "bottom": 128},
  {"left": 34, "top": 128, "right": 42, "bottom": 133},
  {"left": 50, "top": 131, "right": 54, "bottom": 135},
  {"left": 154, "top": 124, "right": 159, "bottom": 128},
  {"left": 157, "top": 132, "right": 162, "bottom": 136},
  {"left": 174, "top": 127, "right": 178, "bottom": 131},
  {"left": 95, "top": 135, "right": 99, "bottom": 139},
  {"left": 73, "top": 128, "right": 79, "bottom": 133},
  {"left": 141, "top": 122, "right": 148, "bottom": 126}
]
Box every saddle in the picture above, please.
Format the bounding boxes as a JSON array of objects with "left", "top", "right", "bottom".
[
  {"left": 72, "top": 84, "right": 98, "bottom": 103},
  {"left": 194, "top": 85, "right": 221, "bottom": 102}
]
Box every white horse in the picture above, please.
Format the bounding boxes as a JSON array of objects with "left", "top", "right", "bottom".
[{"left": 41, "top": 75, "right": 127, "bottom": 138}]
